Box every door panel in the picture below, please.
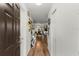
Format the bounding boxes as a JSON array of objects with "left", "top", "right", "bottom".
[
  {"left": 0, "top": 12, "right": 5, "bottom": 55},
  {"left": 0, "top": 3, "right": 20, "bottom": 56}
]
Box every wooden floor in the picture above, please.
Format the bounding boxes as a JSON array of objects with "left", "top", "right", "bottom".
[{"left": 27, "top": 35, "right": 50, "bottom": 56}]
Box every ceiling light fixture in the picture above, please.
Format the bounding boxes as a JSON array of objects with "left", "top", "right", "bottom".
[{"left": 35, "top": 3, "right": 42, "bottom": 6}]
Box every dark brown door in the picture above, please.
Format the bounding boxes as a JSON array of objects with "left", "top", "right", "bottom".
[{"left": 0, "top": 3, "right": 20, "bottom": 56}]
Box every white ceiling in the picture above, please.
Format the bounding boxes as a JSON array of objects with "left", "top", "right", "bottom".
[{"left": 25, "top": 3, "right": 52, "bottom": 23}]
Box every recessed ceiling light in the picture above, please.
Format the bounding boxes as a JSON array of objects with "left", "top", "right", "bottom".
[{"left": 35, "top": 3, "right": 42, "bottom": 6}]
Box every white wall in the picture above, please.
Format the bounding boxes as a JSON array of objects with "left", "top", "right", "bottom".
[
  {"left": 20, "top": 4, "right": 31, "bottom": 56},
  {"left": 49, "top": 3, "right": 79, "bottom": 56}
]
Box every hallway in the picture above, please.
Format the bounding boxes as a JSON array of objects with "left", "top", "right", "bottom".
[
  {"left": 20, "top": 3, "right": 79, "bottom": 56},
  {"left": 0, "top": 3, "right": 79, "bottom": 56},
  {"left": 27, "top": 32, "right": 50, "bottom": 56},
  {"left": 20, "top": 3, "right": 52, "bottom": 56}
]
